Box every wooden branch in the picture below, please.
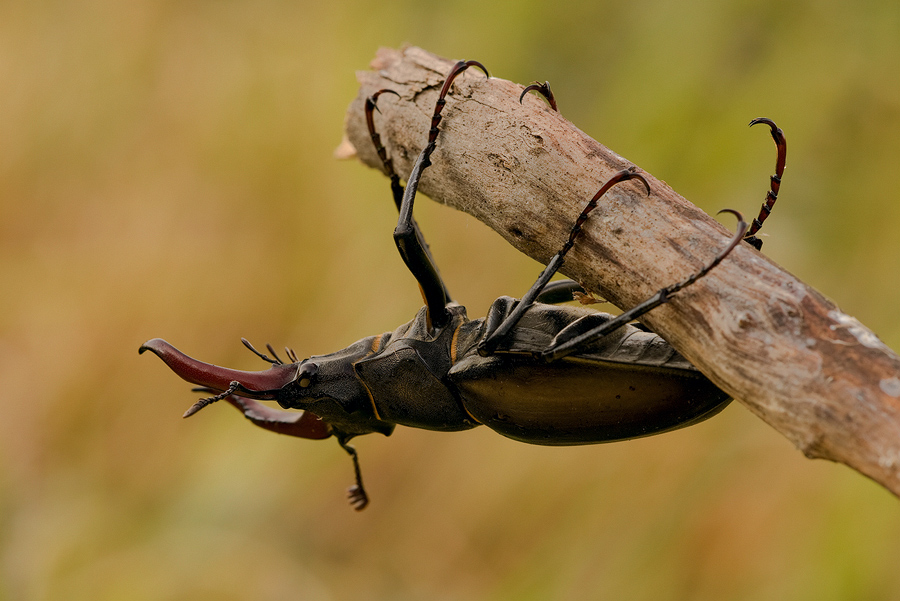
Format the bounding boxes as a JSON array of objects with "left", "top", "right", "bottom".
[{"left": 341, "top": 46, "right": 900, "bottom": 497}]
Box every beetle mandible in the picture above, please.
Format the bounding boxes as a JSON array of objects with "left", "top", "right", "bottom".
[{"left": 141, "top": 60, "right": 787, "bottom": 510}]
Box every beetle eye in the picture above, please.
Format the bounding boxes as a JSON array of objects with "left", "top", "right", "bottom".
[{"left": 297, "top": 362, "right": 318, "bottom": 388}]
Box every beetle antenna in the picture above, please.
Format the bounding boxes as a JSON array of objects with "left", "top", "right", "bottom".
[
  {"left": 183, "top": 380, "right": 240, "bottom": 418},
  {"left": 265, "top": 343, "right": 285, "bottom": 366},
  {"left": 286, "top": 346, "right": 299, "bottom": 363},
  {"left": 241, "top": 338, "right": 282, "bottom": 365},
  {"left": 744, "top": 118, "right": 786, "bottom": 249},
  {"left": 519, "top": 81, "right": 558, "bottom": 112}
]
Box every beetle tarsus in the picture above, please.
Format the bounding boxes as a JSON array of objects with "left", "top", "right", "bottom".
[
  {"left": 365, "top": 89, "right": 404, "bottom": 201},
  {"left": 427, "top": 60, "right": 490, "bottom": 145},
  {"left": 744, "top": 117, "right": 787, "bottom": 248},
  {"left": 337, "top": 435, "right": 369, "bottom": 511},
  {"left": 519, "top": 81, "right": 558, "bottom": 111},
  {"left": 347, "top": 485, "right": 368, "bottom": 511}
]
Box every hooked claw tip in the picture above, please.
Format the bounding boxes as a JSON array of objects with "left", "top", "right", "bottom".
[
  {"left": 749, "top": 117, "right": 776, "bottom": 129},
  {"left": 749, "top": 117, "right": 785, "bottom": 143},
  {"left": 347, "top": 485, "right": 369, "bottom": 511},
  {"left": 631, "top": 173, "right": 652, "bottom": 196},
  {"left": 443, "top": 60, "right": 490, "bottom": 93},
  {"left": 716, "top": 208, "right": 749, "bottom": 237},
  {"left": 461, "top": 59, "right": 490, "bottom": 78},
  {"left": 519, "top": 82, "right": 558, "bottom": 111},
  {"left": 612, "top": 171, "right": 651, "bottom": 196},
  {"left": 519, "top": 83, "right": 544, "bottom": 103},
  {"left": 518, "top": 88, "right": 529, "bottom": 105},
  {"left": 373, "top": 89, "right": 400, "bottom": 99},
  {"left": 368, "top": 89, "right": 400, "bottom": 114},
  {"left": 716, "top": 207, "right": 743, "bottom": 220}
]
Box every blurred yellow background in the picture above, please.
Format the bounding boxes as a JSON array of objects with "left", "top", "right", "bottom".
[{"left": 2, "top": 0, "right": 899, "bottom": 599}]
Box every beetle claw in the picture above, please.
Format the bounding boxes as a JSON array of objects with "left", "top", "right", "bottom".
[
  {"left": 519, "top": 81, "right": 558, "bottom": 111},
  {"left": 336, "top": 434, "right": 369, "bottom": 510},
  {"left": 427, "top": 60, "right": 490, "bottom": 145},
  {"left": 744, "top": 117, "right": 787, "bottom": 243},
  {"left": 365, "top": 89, "right": 404, "bottom": 186},
  {"left": 366, "top": 88, "right": 400, "bottom": 115},
  {"left": 347, "top": 485, "right": 369, "bottom": 511}
]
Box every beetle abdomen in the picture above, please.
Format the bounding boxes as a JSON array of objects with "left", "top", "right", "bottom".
[{"left": 449, "top": 353, "right": 731, "bottom": 445}]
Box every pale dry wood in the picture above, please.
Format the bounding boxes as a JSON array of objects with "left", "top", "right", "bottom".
[{"left": 341, "top": 46, "right": 900, "bottom": 497}]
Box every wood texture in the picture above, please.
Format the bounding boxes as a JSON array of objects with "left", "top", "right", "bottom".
[{"left": 341, "top": 46, "right": 900, "bottom": 497}]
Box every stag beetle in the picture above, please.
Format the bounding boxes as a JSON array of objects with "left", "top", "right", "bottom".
[{"left": 141, "top": 60, "right": 787, "bottom": 510}]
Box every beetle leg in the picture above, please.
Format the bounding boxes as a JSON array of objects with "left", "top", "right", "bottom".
[
  {"left": 478, "top": 170, "right": 650, "bottom": 356},
  {"left": 393, "top": 60, "right": 489, "bottom": 330},
  {"left": 183, "top": 381, "right": 242, "bottom": 418},
  {"left": 519, "top": 81, "right": 558, "bottom": 112},
  {"left": 366, "top": 89, "right": 453, "bottom": 306},
  {"left": 365, "top": 89, "right": 405, "bottom": 211},
  {"left": 540, "top": 210, "right": 748, "bottom": 361},
  {"left": 336, "top": 432, "right": 369, "bottom": 511},
  {"left": 744, "top": 118, "right": 787, "bottom": 250}
]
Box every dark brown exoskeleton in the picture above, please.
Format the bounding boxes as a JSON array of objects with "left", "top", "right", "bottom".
[{"left": 141, "top": 60, "right": 787, "bottom": 510}]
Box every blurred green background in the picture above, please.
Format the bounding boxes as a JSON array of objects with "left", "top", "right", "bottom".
[{"left": 2, "top": 0, "right": 899, "bottom": 599}]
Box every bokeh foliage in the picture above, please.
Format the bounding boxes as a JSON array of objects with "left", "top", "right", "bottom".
[{"left": 1, "top": 0, "right": 899, "bottom": 599}]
